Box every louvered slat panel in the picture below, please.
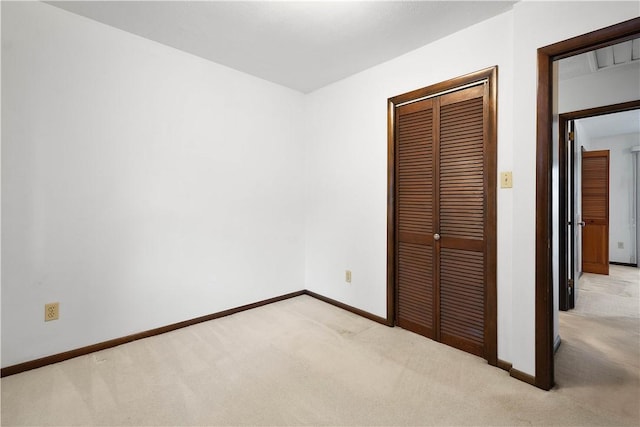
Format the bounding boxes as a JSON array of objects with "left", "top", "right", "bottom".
[
  {"left": 439, "top": 97, "right": 484, "bottom": 240},
  {"left": 398, "top": 242, "right": 433, "bottom": 335},
  {"left": 397, "top": 103, "right": 434, "bottom": 338},
  {"left": 582, "top": 151, "right": 609, "bottom": 275},
  {"left": 397, "top": 107, "right": 433, "bottom": 235},
  {"left": 582, "top": 156, "right": 608, "bottom": 220},
  {"left": 440, "top": 248, "right": 484, "bottom": 348}
]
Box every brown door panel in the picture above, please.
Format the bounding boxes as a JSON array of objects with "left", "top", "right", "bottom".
[
  {"left": 441, "top": 333, "right": 484, "bottom": 358},
  {"left": 396, "top": 99, "right": 435, "bottom": 336},
  {"left": 581, "top": 150, "right": 609, "bottom": 275},
  {"left": 582, "top": 224, "right": 609, "bottom": 274},
  {"left": 436, "top": 88, "right": 486, "bottom": 355}
]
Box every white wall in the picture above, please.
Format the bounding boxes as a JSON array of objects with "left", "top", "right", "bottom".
[
  {"left": 552, "top": 63, "right": 560, "bottom": 343},
  {"left": 510, "top": 0, "right": 638, "bottom": 375},
  {"left": 585, "top": 133, "right": 640, "bottom": 264},
  {"left": 560, "top": 63, "right": 640, "bottom": 114},
  {"left": 0, "top": 0, "right": 3, "bottom": 365},
  {"left": 1, "top": 2, "right": 305, "bottom": 367},
  {"left": 305, "top": 0, "right": 639, "bottom": 377},
  {"left": 304, "top": 11, "right": 515, "bottom": 361},
  {"left": 637, "top": 148, "right": 640, "bottom": 268},
  {"left": 2, "top": 0, "right": 639, "bottom": 380},
  {"left": 557, "top": 37, "right": 640, "bottom": 314}
]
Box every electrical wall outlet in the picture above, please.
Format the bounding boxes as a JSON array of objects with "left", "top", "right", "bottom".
[
  {"left": 345, "top": 270, "right": 352, "bottom": 283},
  {"left": 45, "top": 302, "right": 59, "bottom": 322}
]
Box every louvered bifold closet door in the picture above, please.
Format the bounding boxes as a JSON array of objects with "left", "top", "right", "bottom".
[
  {"left": 436, "top": 85, "right": 487, "bottom": 357},
  {"left": 395, "top": 99, "right": 435, "bottom": 338}
]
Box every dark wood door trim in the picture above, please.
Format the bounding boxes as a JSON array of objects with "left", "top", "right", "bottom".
[
  {"left": 558, "top": 100, "right": 640, "bottom": 310},
  {"left": 433, "top": 96, "right": 442, "bottom": 342},
  {"left": 387, "top": 66, "right": 497, "bottom": 365},
  {"left": 386, "top": 95, "right": 397, "bottom": 326},
  {"left": 558, "top": 115, "right": 571, "bottom": 312},
  {"left": 536, "top": 17, "right": 640, "bottom": 391}
]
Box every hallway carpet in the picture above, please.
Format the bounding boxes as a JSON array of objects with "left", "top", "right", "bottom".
[
  {"left": 2, "top": 268, "right": 639, "bottom": 425},
  {"left": 554, "top": 265, "right": 639, "bottom": 424}
]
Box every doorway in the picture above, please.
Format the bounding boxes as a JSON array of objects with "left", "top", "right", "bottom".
[
  {"left": 559, "top": 103, "right": 640, "bottom": 310},
  {"left": 536, "top": 17, "right": 640, "bottom": 390},
  {"left": 555, "top": 105, "right": 640, "bottom": 416}
]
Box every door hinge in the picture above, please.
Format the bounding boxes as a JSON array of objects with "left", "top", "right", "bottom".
[
  {"left": 568, "top": 279, "right": 574, "bottom": 295},
  {"left": 568, "top": 131, "right": 575, "bottom": 142}
]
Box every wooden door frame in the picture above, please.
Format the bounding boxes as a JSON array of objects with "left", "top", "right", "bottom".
[
  {"left": 558, "top": 100, "right": 640, "bottom": 310},
  {"left": 387, "top": 66, "right": 498, "bottom": 366},
  {"left": 535, "top": 17, "right": 640, "bottom": 391}
]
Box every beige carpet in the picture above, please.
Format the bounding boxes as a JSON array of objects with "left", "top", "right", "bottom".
[
  {"left": 2, "top": 268, "right": 639, "bottom": 426},
  {"left": 554, "top": 265, "right": 640, "bottom": 424}
]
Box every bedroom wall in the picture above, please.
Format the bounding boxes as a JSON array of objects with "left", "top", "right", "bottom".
[
  {"left": 2, "top": 0, "right": 638, "bottom": 380},
  {"left": 509, "top": 0, "right": 638, "bottom": 376},
  {"left": 555, "top": 40, "right": 640, "bottom": 329},
  {"left": 1, "top": 1, "right": 305, "bottom": 367},
  {"left": 305, "top": 1, "right": 639, "bottom": 376},
  {"left": 559, "top": 62, "right": 640, "bottom": 114},
  {"left": 304, "top": 10, "right": 516, "bottom": 362}
]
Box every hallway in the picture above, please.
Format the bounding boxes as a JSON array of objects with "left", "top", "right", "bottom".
[{"left": 555, "top": 265, "right": 640, "bottom": 422}]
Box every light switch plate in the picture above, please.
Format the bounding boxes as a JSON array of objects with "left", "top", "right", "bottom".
[{"left": 500, "top": 171, "right": 513, "bottom": 188}]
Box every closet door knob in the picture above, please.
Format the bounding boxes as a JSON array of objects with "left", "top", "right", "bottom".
[{"left": 434, "top": 233, "right": 441, "bottom": 241}]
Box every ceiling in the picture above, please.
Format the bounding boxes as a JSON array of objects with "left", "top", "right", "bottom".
[
  {"left": 559, "top": 39, "right": 640, "bottom": 140},
  {"left": 558, "top": 38, "right": 640, "bottom": 81},
  {"left": 577, "top": 109, "right": 640, "bottom": 140},
  {"left": 37, "top": 2, "right": 639, "bottom": 138},
  {"left": 47, "top": 1, "right": 516, "bottom": 93}
]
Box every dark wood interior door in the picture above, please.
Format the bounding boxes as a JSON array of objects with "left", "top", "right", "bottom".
[
  {"left": 395, "top": 82, "right": 492, "bottom": 359},
  {"left": 396, "top": 98, "right": 435, "bottom": 339},
  {"left": 581, "top": 150, "right": 610, "bottom": 275},
  {"left": 436, "top": 86, "right": 487, "bottom": 357}
]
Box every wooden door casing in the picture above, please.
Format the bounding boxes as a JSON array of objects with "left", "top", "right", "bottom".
[
  {"left": 535, "top": 16, "right": 640, "bottom": 392},
  {"left": 581, "top": 150, "right": 610, "bottom": 275}
]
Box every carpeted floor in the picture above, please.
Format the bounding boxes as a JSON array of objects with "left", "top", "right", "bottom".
[
  {"left": 2, "top": 266, "right": 639, "bottom": 426},
  {"left": 554, "top": 265, "right": 640, "bottom": 424}
]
